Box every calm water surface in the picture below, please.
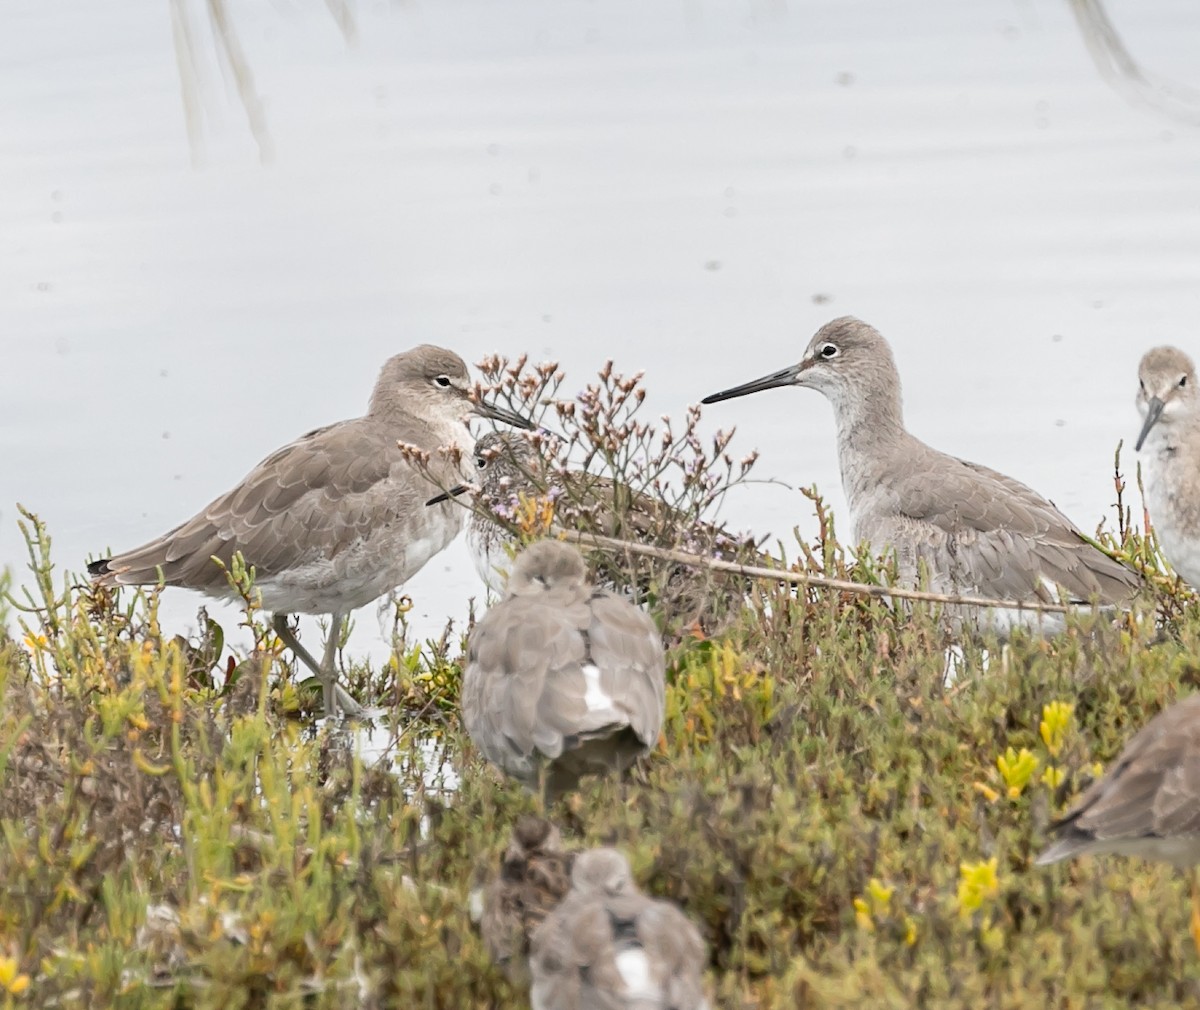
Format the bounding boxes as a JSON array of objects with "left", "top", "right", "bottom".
[{"left": 2, "top": 0, "right": 1199, "bottom": 662}]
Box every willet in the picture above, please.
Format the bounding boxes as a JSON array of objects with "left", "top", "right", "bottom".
[
  {"left": 461, "top": 539, "right": 665, "bottom": 802},
  {"left": 1135, "top": 346, "right": 1200, "bottom": 587},
  {"left": 529, "top": 847, "right": 709, "bottom": 1010},
  {"left": 428, "top": 431, "right": 765, "bottom": 633},
  {"left": 1035, "top": 693, "right": 1200, "bottom": 951},
  {"left": 89, "top": 345, "right": 532, "bottom": 716},
  {"left": 471, "top": 816, "right": 574, "bottom": 984},
  {"left": 701, "top": 316, "right": 1141, "bottom": 630}
]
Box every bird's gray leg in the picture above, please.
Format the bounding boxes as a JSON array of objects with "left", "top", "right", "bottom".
[
  {"left": 320, "top": 612, "right": 345, "bottom": 716},
  {"left": 273, "top": 613, "right": 323, "bottom": 677},
  {"left": 272, "top": 613, "right": 363, "bottom": 718}
]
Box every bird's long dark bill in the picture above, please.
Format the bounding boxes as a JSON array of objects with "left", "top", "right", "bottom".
[
  {"left": 700, "top": 363, "right": 803, "bottom": 404},
  {"left": 474, "top": 399, "right": 535, "bottom": 430},
  {"left": 1135, "top": 396, "right": 1165, "bottom": 451},
  {"left": 426, "top": 484, "right": 469, "bottom": 506}
]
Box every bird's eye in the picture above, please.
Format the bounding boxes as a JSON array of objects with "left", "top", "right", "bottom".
[
  {"left": 819, "top": 343, "right": 839, "bottom": 359},
  {"left": 1181, "top": 375, "right": 1189, "bottom": 388},
  {"left": 475, "top": 456, "right": 487, "bottom": 470},
  {"left": 434, "top": 374, "right": 451, "bottom": 388},
  {"left": 1140, "top": 379, "right": 1145, "bottom": 391}
]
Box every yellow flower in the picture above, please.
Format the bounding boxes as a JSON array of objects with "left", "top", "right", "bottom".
[
  {"left": 957, "top": 857, "right": 1000, "bottom": 917},
  {"left": 903, "top": 916, "right": 918, "bottom": 946},
  {"left": 996, "top": 747, "right": 1039, "bottom": 798},
  {"left": 0, "top": 956, "right": 30, "bottom": 995},
  {"left": 1040, "top": 765, "right": 1065, "bottom": 790},
  {"left": 866, "top": 878, "right": 894, "bottom": 911},
  {"left": 516, "top": 493, "right": 556, "bottom": 538},
  {"left": 1039, "top": 701, "right": 1074, "bottom": 758},
  {"left": 852, "top": 897, "right": 874, "bottom": 932},
  {"left": 972, "top": 781, "right": 1000, "bottom": 803},
  {"left": 22, "top": 633, "right": 47, "bottom": 654}
]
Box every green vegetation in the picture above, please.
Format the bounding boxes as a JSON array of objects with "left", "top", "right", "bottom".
[{"left": 4, "top": 370, "right": 1200, "bottom": 1007}]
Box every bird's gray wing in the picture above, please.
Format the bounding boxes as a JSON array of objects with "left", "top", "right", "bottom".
[
  {"left": 1063, "top": 696, "right": 1200, "bottom": 842},
  {"left": 531, "top": 897, "right": 626, "bottom": 1010},
  {"left": 870, "top": 454, "right": 1140, "bottom": 604},
  {"left": 462, "top": 595, "right": 594, "bottom": 778},
  {"left": 586, "top": 591, "right": 667, "bottom": 751},
  {"left": 92, "top": 420, "right": 440, "bottom": 591},
  {"left": 630, "top": 898, "right": 709, "bottom": 1010}
]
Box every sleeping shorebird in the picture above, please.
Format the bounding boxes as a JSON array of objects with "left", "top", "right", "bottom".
[
  {"left": 701, "top": 316, "right": 1142, "bottom": 632},
  {"left": 88, "top": 345, "right": 532, "bottom": 716},
  {"left": 471, "top": 816, "right": 575, "bottom": 984},
  {"left": 529, "top": 847, "right": 709, "bottom": 1010},
  {"left": 461, "top": 540, "right": 665, "bottom": 803},
  {"left": 1036, "top": 693, "right": 1200, "bottom": 952},
  {"left": 1135, "top": 345, "right": 1200, "bottom": 588}
]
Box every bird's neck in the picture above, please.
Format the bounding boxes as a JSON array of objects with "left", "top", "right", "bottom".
[
  {"left": 830, "top": 384, "right": 909, "bottom": 521},
  {"left": 377, "top": 403, "right": 474, "bottom": 480}
]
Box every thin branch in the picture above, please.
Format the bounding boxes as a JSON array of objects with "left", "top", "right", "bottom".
[{"left": 559, "top": 530, "right": 1095, "bottom": 615}]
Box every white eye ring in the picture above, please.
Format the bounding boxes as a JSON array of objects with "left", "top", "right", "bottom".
[
  {"left": 434, "top": 374, "right": 451, "bottom": 388},
  {"left": 819, "top": 343, "right": 839, "bottom": 359}
]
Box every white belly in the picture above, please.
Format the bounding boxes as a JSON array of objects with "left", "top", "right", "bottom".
[
  {"left": 466, "top": 518, "right": 514, "bottom": 597},
  {"left": 255, "top": 507, "right": 463, "bottom": 614},
  {"left": 1143, "top": 448, "right": 1200, "bottom": 588}
]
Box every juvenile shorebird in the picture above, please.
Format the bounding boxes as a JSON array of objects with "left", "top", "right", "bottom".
[
  {"left": 428, "top": 432, "right": 549, "bottom": 593},
  {"left": 1135, "top": 346, "right": 1200, "bottom": 587},
  {"left": 701, "top": 316, "right": 1141, "bottom": 630},
  {"left": 1035, "top": 693, "right": 1200, "bottom": 952},
  {"left": 432, "top": 431, "right": 758, "bottom": 597},
  {"left": 529, "top": 847, "right": 709, "bottom": 1010},
  {"left": 471, "top": 816, "right": 575, "bottom": 984},
  {"left": 461, "top": 540, "right": 665, "bottom": 802},
  {"left": 89, "top": 345, "right": 532, "bottom": 716}
]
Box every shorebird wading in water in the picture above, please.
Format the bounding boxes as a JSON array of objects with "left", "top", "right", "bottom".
[
  {"left": 89, "top": 345, "right": 532, "bottom": 716},
  {"left": 1135, "top": 345, "right": 1200, "bottom": 588},
  {"left": 701, "top": 316, "right": 1141, "bottom": 631}
]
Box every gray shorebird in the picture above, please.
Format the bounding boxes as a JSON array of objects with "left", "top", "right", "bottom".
[
  {"left": 701, "top": 316, "right": 1141, "bottom": 631},
  {"left": 1035, "top": 693, "right": 1200, "bottom": 952},
  {"left": 88, "top": 345, "right": 532, "bottom": 716},
  {"left": 471, "top": 816, "right": 575, "bottom": 984},
  {"left": 1135, "top": 346, "right": 1200, "bottom": 588},
  {"left": 529, "top": 847, "right": 709, "bottom": 1010},
  {"left": 461, "top": 540, "right": 665, "bottom": 802},
  {"left": 429, "top": 431, "right": 766, "bottom": 634}
]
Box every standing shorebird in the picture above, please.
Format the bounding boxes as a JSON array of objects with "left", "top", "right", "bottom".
[
  {"left": 529, "top": 847, "right": 709, "bottom": 1010},
  {"left": 88, "top": 345, "right": 532, "bottom": 716},
  {"left": 701, "top": 316, "right": 1141, "bottom": 630},
  {"left": 461, "top": 540, "right": 665, "bottom": 803},
  {"left": 1135, "top": 346, "right": 1200, "bottom": 588},
  {"left": 1036, "top": 693, "right": 1200, "bottom": 952}
]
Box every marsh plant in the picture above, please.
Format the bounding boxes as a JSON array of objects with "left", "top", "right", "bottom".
[
  {"left": 453, "top": 355, "right": 769, "bottom": 638},
  {"left": 2, "top": 378, "right": 1200, "bottom": 1007}
]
